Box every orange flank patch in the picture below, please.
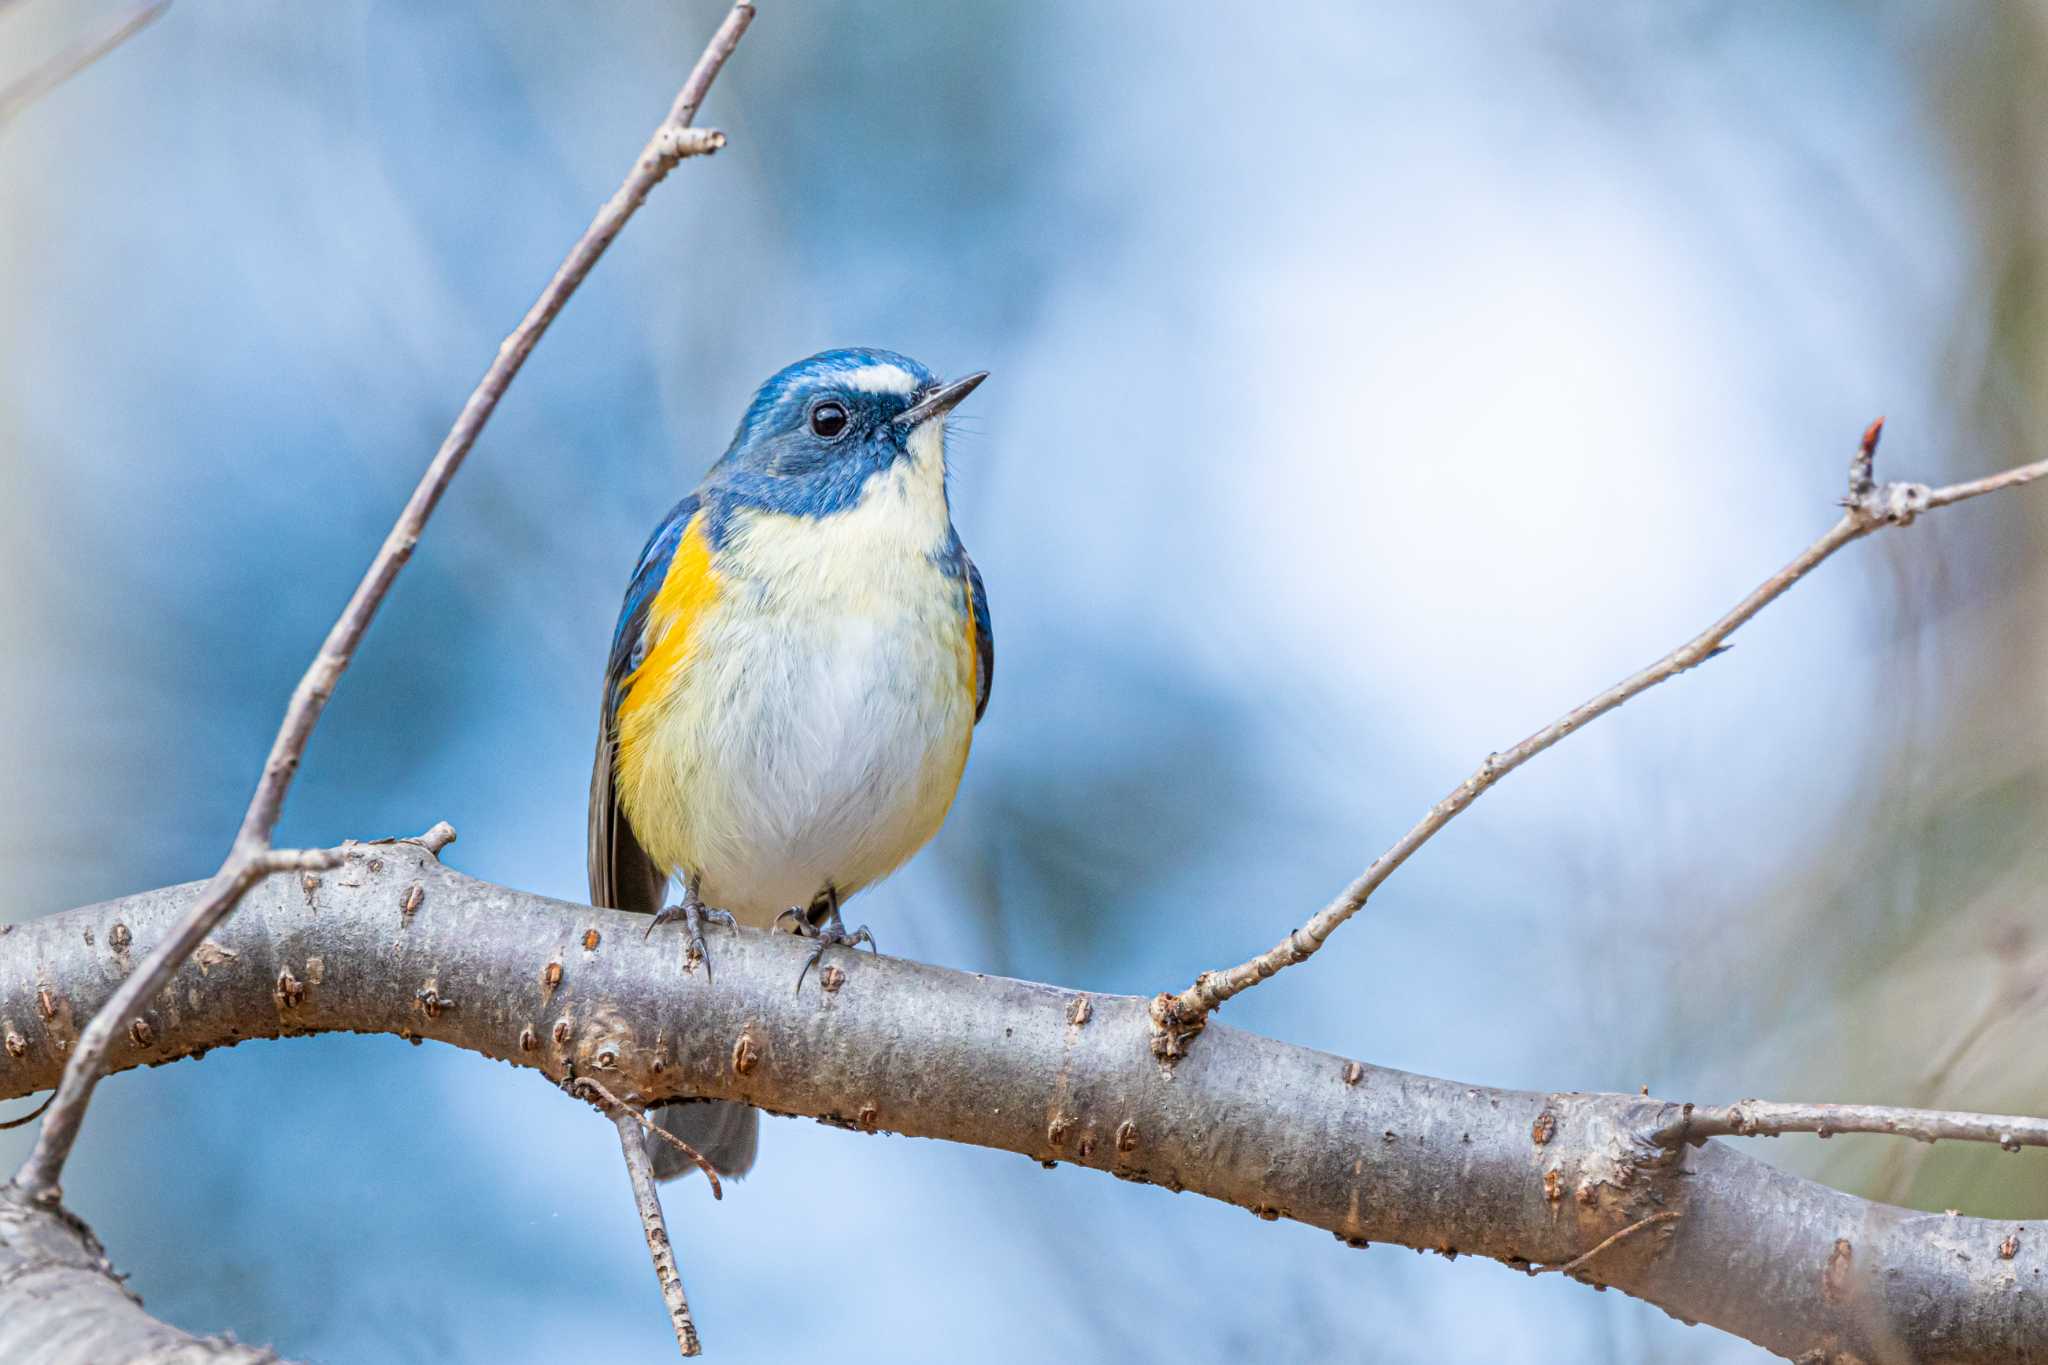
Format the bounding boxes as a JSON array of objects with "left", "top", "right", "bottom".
[
  {"left": 961, "top": 581, "right": 981, "bottom": 703},
  {"left": 616, "top": 512, "right": 721, "bottom": 733}
]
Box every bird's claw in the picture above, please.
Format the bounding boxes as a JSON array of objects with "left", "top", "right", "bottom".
[
  {"left": 647, "top": 896, "right": 737, "bottom": 980},
  {"left": 783, "top": 903, "right": 877, "bottom": 995}
]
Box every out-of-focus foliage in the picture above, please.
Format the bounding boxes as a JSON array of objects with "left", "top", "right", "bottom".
[{"left": 3, "top": 3, "right": 2046, "bottom": 1361}]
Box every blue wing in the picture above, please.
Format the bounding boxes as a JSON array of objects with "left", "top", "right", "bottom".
[
  {"left": 588, "top": 493, "right": 699, "bottom": 913},
  {"left": 606, "top": 494, "right": 701, "bottom": 715},
  {"left": 965, "top": 549, "right": 993, "bottom": 724}
]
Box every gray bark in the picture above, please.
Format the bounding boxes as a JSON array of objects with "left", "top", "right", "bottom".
[
  {"left": 1, "top": 840, "right": 2041, "bottom": 1363},
  {"left": 0, "top": 1185, "right": 279, "bottom": 1363}
]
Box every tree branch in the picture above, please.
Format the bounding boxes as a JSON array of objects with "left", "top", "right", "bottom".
[
  {"left": 6, "top": 0, "right": 753, "bottom": 1207},
  {"left": 3, "top": 848, "right": 2045, "bottom": 1362},
  {"left": 1153, "top": 422, "right": 2048, "bottom": 1052},
  {"left": 0, "top": 1182, "right": 284, "bottom": 1364}
]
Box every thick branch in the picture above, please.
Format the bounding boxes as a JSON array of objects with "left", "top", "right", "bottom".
[
  {"left": 1154, "top": 424, "right": 2048, "bottom": 1048},
  {"left": 9, "top": 1, "right": 753, "bottom": 1205},
  {"left": 0, "top": 1183, "right": 286, "bottom": 1364},
  {"left": 3, "top": 849, "right": 2044, "bottom": 1363}
]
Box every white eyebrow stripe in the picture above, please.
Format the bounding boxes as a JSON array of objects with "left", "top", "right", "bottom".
[{"left": 838, "top": 364, "right": 919, "bottom": 397}]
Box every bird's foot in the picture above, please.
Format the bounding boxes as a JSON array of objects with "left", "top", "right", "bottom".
[
  {"left": 780, "top": 895, "right": 876, "bottom": 995},
  {"left": 647, "top": 892, "right": 737, "bottom": 979}
]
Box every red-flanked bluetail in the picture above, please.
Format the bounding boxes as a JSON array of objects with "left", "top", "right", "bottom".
[{"left": 589, "top": 350, "right": 992, "bottom": 1179}]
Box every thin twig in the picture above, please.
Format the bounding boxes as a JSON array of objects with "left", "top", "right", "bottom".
[
  {"left": 614, "top": 1110, "right": 703, "bottom": 1358},
  {"left": 568, "top": 1076, "right": 722, "bottom": 1197},
  {"left": 1528, "top": 1211, "right": 1681, "bottom": 1278},
  {"left": 7, "top": 0, "right": 754, "bottom": 1204},
  {"left": 1923, "top": 458, "right": 2048, "bottom": 510},
  {"left": 0, "top": 1, "right": 170, "bottom": 128},
  {"left": 400, "top": 821, "right": 461, "bottom": 856},
  {"left": 567, "top": 1078, "right": 721, "bottom": 1359},
  {"left": 1152, "top": 422, "right": 2048, "bottom": 1053},
  {"left": 0, "top": 1093, "right": 53, "bottom": 1132},
  {"left": 257, "top": 848, "right": 346, "bottom": 875},
  {"left": 1652, "top": 1099, "right": 2048, "bottom": 1152}
]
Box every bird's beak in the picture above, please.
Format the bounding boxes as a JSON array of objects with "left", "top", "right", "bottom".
[{"left": 895, "top": 371, "right": 988, "bottom": 428}]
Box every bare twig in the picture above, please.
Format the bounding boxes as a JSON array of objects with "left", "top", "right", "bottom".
[
  {"left": 1653, "top": 1098, "right": 2048, "bottom": 1152},
  {"left": 14, "top": 843, "right": 340, "bottom": 1196},
  {"left": 0, "top": 1093, "right": 53, "bottom": 1131},
  {"left": 1152, "top": 422, "right": 2048, "bottom": 1053},
  {"left": 7, "top": 0, "right": 754, "bottom": 1204},
  {"left": 570, "top": 1076, "right": 717, "bottom": 1357},
  {"left": 568, "top": 1076, "right": 722, "bottom": 1197},
  {"left": 1923, "top": 457, "right": 2048, "bottom": 510},
  {"left": 1528, "top": 1210, "right": 1681, "bottom": 1278},
  {"left": 256, "top": 847, "right": 347, "bottom": 876},
  {"left": 398, "top": 820, "right": 461, "bottom": 856},
  {"left": 614, "top": 1110, "right": 703, "bottom": 1357},
  {"left": 0, "top": 1, "right": 170, "bottom": 128}
]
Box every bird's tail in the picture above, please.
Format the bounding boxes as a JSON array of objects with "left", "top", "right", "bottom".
[{"left": 646, "top": 1100, "right": 759, "bottom": 1182}]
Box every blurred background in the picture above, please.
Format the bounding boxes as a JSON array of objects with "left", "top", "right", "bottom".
[{"left": 4, "top": 1, "right": 2047, "bottom": 1360}]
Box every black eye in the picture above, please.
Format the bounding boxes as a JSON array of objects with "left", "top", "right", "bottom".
[{"left": 809, "top": 401, "right": 848, "bottom": 438}]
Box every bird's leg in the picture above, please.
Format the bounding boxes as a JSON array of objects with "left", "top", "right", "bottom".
[
  {"left": 814, "top": 886, "right": 876, "bottom": 950},
  {"left": 645, "top": 875, "right": 738, "bottom": 978},
  {"left": 783, "top": 884, "right": 876, "bottom": 994}
]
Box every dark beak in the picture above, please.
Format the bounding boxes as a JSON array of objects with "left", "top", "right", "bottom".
[{"left": 895, "top": 371, "right": 988, "bottom": 428}]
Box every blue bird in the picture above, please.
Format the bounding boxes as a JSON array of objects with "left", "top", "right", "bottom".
[{"left": 589, "top": 349, "right": 992, "bottom": 1180}]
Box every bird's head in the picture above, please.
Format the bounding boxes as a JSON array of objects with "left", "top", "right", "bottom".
[{"left": 709, "top": 349, "right": 986, "bottom": 513}]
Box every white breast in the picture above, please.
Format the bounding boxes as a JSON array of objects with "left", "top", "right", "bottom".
[{"left": 636, "top": 421, "right": 975, "bottom": 923}]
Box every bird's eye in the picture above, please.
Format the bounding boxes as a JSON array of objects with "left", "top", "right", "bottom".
[{"left": 809, "top": 401, "right": 849, "bottom": 438}]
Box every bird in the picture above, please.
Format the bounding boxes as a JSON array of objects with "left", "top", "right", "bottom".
[{"left": 588, "top": 348, "right": 992, "bottom": 1181}]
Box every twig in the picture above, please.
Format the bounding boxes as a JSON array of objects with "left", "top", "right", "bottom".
[
  {"left": 1528, "top": 1211, "right": 1680, "bottom": 1278},
  {"left": 0, "top": 1, "right": 170, "bottom": 128},
  {"left": 614, "top": 1110, "right": 703, "bottom": 1358},
  {"left": 1652, "top": 1099, "right": 2048, "bottom": 1152},
  {"left": 568, "top": 1080, "right": 719, "bottom": 1357},
  {"left": 0, "top": 1093, "right": 53, "bottom": 1131},
  {"left": 568, "top": 1076, "right": 722, "bottom": 1198},
  {"left": 1152, "top": 422, "right": 2048, "bottom": 1054},
  {"left": 257, "top": 847, "right": 348, "bottom": 875},
  {"left": 1923, "top": 458, "right": 2048, "bottom": 510},
  {"left": 393, "top": 821, "right": 460, "bottom": 856},
  {"left": 11, "top": 842, "right": 349, "bottom": 1188},
  {"left": 7, "top": 0, "right": 755, "bottom": 1205}
]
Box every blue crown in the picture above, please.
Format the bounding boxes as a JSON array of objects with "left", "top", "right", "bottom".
[{"left": 731, "top": 348, "right": 934, "bottom": 449}]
